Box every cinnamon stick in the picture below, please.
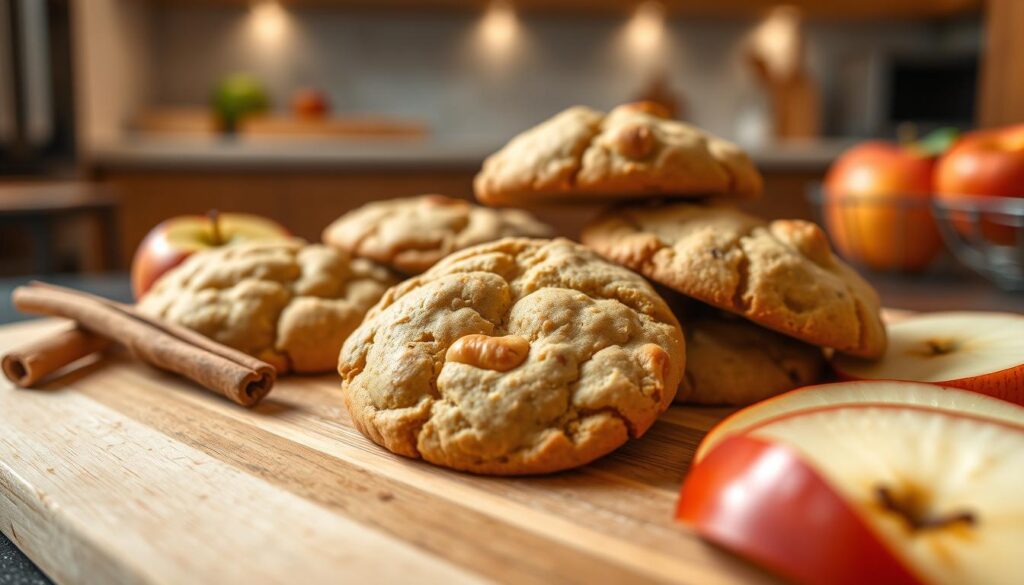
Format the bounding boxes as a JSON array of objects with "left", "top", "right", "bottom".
[
  {"left": 9, "top": 282, "right": 275, "bottom": 406},
  {"left": 2, "top": 327, "right": 111, "bottom": 387}
]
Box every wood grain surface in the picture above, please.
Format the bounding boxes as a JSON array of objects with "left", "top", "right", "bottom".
[{"left": 0, "top": 319, "right": 778, "bottom": 585}]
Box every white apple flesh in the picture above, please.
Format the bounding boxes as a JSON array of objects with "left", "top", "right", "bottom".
[
  {"left": 833, "top": 312, "right": 1024, "bottom": 405},
  {"left": 744, "top": 404, "right": 1024, "bottom": 585},
  {"left": 695, "top": 380, "right": 1024, "bottom": 462}
]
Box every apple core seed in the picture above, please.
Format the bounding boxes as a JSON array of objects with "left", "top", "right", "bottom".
[{"left": 874, "top": 484, "right": 977, "bottom": 533}]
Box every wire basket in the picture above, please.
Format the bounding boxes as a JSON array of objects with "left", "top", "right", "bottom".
[
  {"left": 808, "top": 186, "right": 1024, "bottom": 291},
  {"left": 932, "top": 194, "right": 1024, "bottom": 291}
]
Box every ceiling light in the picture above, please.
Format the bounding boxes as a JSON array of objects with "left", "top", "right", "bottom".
[
  {"left": 623, "top": 1, "right": 666, "bottom": 58},
  {"left": 249, "top": 0, "right": 288, "bottom": 47},
  {"left": 478, "top": 0, "right": 520, "bottom": 57}
]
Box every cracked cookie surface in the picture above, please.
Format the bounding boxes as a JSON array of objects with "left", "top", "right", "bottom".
[
  {"left": 337, "top": 237, "right": 685, "bottom": 475},
  {"left": 322, "top": 194, "right": 552, "bottom": 275},
  {"left": 474, "top": 103, "right": 762, "bottom": 206},
  {"left": 667, "top": 294, "right": 825, "bottom": 405},
  {"left": 582, "top": 203, "right": 887, "bottom": 358},
  {"left": 138, "top": 240, "right": 396, "bottom": 374}
]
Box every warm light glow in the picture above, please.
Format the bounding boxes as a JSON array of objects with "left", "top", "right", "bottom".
[
  {"left": 749, "top": 5, "right": 802, "bottom": 79},
  {"left": 623, "top": 1, "right": 666, "bottom": 59},
  {"left": 477, "top": 1, "right": 520, "bottom": 57},
  {"left": 248, "top": 0, "right": 289, "bottom": 47}
]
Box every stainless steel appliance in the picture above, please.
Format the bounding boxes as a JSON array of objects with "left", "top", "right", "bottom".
[{"left": 0, "top": 0, "right": 75, "bottom": 175}]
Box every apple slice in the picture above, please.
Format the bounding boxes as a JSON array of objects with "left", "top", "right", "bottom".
[
  {"left": 679, "top": 435, "right": 921, "bottom": 585},
  {"left": 695, "top": 380, "right": 1024, "bottom": 462},
  {"left": 679, "top": 404, "right": 1024, "bottom": 585},
  {"left": 833, "top": 312, "right": 1024, "bottom": 405}
]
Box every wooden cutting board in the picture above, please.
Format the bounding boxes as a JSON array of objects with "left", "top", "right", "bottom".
[{"left": 0, "top": 319, "right": 778, "bottom": 585}]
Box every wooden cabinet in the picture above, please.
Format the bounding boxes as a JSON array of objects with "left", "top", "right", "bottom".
[
  {"left": 96, "top": 166, "right": 824, "bottom": 269},
  {"left": 979, "top": 0, "right": 1024, "bottom": 127},
  {"left": 98, "top": 169, "right": 478, "bottom": 267}
]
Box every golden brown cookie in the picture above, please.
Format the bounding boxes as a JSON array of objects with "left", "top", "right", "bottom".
[
  {"left": 322, "top": 195, "right": 552, "bottom": 275},
  {"left": 338, "top": 237, "right": 685, "bottom": 475},
  {"left": 474, "top": 103, "right": 762, "bottom": 205},
  {"left": 138, "top": 240, "right": 396, "bottom": 374},
  {"left": 668, "top": 297, "right": 825, "bottom": 406},
  {"left": 582, "top": 203, "right": 886, "bottom": 358}
]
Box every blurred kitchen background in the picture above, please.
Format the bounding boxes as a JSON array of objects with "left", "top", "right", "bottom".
[{"left": 0, "top": 0, "right": 1021, "bottom": 306}]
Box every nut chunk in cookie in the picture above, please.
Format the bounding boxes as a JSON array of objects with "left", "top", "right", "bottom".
[
  {"left": 338, "top": 237, "right": 685, "bottom": 475},
  {"left": 138, "top": 240, "right": 396, "bottom": 374},
  {"left": 582, "top": 203, "right": 887, "bottom": 359},
  {"left": 322, "top": 194, "right": 552, "bottom": 275},
  {"left": 474, "top": 102, "right": 762, "bottom": 205}
]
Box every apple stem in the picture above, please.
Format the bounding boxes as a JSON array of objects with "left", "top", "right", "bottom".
[
  {"left": 896, "top": 122, "right": 918, "bottom": 146},
  {"left": 875, "top": 485, "right": 975, "bottom": 532},
  {"left": 208, "top": 209, "right": 223, "bottom": 246}
]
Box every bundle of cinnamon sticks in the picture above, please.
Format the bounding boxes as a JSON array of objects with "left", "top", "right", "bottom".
[{"left": 1, "top": 282, "right": 275, "bottom": 406}]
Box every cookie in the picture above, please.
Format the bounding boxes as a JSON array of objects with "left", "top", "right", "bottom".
[
  {"left": 670, "top": 298, "right": 825, "bottom": 406},
  {"left": 474, "top": 102, "right": 762, "bottom": 206},
  {"left": 337, "top": 237, "right": 685, "bottom": 475},
  {"left": 138, "top": 240, "right": 396, "bottom": 374},
  {"left": 322, "top": 194, "right": 552, "bottom": 275},
  {"left": 581, "top": 203, "right": 886, "bottom": 358}
]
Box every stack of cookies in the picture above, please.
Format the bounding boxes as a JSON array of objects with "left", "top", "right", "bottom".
[
  {"left": 475, "top": 102, "right": 887, "bottom": 408},
  {"left": 320, "top": 103, "right": 887, "bottom": 476}
]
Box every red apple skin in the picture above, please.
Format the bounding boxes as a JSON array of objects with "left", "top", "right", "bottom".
[
  {"left": 130, "top": 225, "right": 189, "bottom": 300},
  {"left": 833, "top": 363, "right": 1024, "bottom": 407},
  {"left": 936, "top": 124, "right": 1024, "bottom": 244},
  {"left": 677, "top": 434, "right": 923, "bottom": 585},
  {"left": 824, "top": 142, "right": 942, "bottom": 271},
  {"left": 131, "top": 214, "right": 291, "bottom": 300}
]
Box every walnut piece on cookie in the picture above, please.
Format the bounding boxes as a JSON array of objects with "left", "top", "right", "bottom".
[
  {"left": 138, "top": 240, "right": 396, "bottom": 374},
  {"left": 321, "top": 194, "right": 553, "bottom": 275},
  {"left": 581, "top": 203, "right": 887, "bottom": 358},
  {"left": 474, "top": 103, "right": 762, "bottom": 205},
  {"left": 337, "top": 237, "right": 685, "bottom": 475}
]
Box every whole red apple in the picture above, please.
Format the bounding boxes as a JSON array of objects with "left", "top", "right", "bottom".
[
  {"left": 131, "top": 212, "right": 291, "bottom": 299},
  {"left": 936, "top": 124, "right": 1024, "bottom": 244},
  {"left": 291, "top": 89, "right": 330, "bottom": 120},
  {"left": 824, "top": 141, "right": 942, "bottom": 271}
]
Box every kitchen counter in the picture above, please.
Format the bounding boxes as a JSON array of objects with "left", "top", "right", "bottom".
[
  {"left": 0, "top": 271, "right": 1019, "bottom": 583},
  {"left": 86, "top": 135, "right": 855, "bottom": 172}
]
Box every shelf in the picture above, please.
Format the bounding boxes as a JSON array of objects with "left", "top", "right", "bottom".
[{"left": 161, "top": 0, "right": 982, "bottom": 21}]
